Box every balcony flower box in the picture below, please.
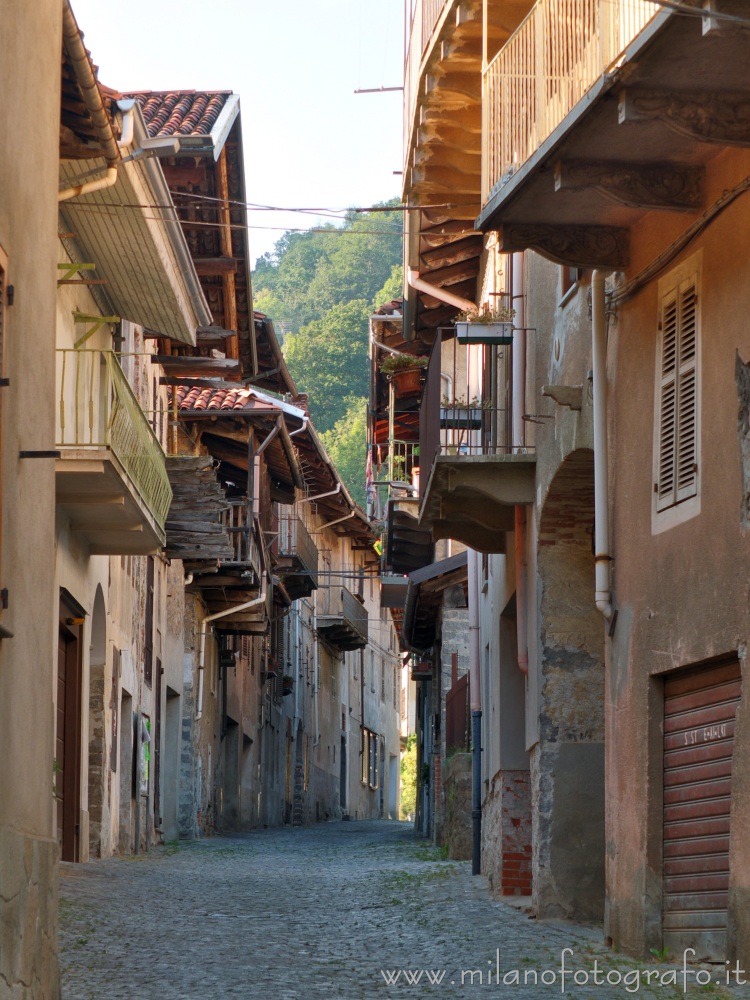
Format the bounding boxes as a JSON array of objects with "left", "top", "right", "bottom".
[
  {"left": 455, "top": 320, "right": 514, "bottom": 345},
  {"left": 440, "top": 406, "right": 483, "bottom": 430},
  {"left": 281, "top": 675, "right": 295, "bottom": 696}
]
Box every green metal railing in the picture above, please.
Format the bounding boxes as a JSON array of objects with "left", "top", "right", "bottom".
[{"left": 56, "top": 349, "right": 172, "bottom": 529}]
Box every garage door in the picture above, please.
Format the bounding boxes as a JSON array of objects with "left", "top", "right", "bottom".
[{"left": 663, "top": 660, "right": 741, "bottom": 960}]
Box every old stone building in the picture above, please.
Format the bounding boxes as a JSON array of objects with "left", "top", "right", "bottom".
[
  {"left": 398, "top": 0, "right": 750, "bottom": 967},
  {"left": 0, "top": 10, "right": 402, "bottom": 999}
]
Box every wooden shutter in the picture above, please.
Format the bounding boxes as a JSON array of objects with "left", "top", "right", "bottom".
[{"left": 657, "top": 279, "right": 698, "bottom": 511}]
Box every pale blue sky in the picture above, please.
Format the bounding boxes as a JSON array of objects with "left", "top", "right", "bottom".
[{"left": 72, "top": 0, "right": 405, "bottom": 264}]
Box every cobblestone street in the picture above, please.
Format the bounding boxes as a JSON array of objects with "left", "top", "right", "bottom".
[{"left": 60, "top": 821, "right": 750, "bottom": 1000}]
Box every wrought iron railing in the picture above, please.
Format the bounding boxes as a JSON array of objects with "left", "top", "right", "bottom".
[
  {"left": 482, "top": 0, "right": 659, "bottom": 200},
  {"left": 439, "top": 403, "right": 511, "bottom": 456},
  {"left": 56, "top": 349, "right": 172, "bottom": 528},
  {"left": 319, "top": 585, "right": 369, "bottom": 646}
]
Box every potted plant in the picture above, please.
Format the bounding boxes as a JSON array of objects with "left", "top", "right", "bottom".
[
  {"left": 454, "top": 303, "right": 515, "bottom": 345},
  {"left": 440, "top": 394, "right": 487, "bottom": 430},
  {"left": 379, "top": 353, "right": 428, "bottom": 395},
  {"left": 281, "top": 674, "right": 295, "bottom": 696}
]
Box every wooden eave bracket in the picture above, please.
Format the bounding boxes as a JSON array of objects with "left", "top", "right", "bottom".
[
  {"left": 72, "top": 311, "right": 120, "bottom": 348},
  {"left": 57, "top": 262, "right": 107, "bottom": 286}
]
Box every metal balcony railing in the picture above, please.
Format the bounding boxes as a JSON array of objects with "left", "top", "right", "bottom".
[
  {"left": 318, "top": 585, "right": 369, "bottom": 649},
  {"left": 56, "top": 349, "right": 172, "bottom": 528},
  {"left": 482, "top": 0, "right": 659, "bottom": 200},
  {"left": 278, "top": 515, "right": 318, "bottom": 587},
  {"left": 439, "top": 403, "right": 511, "bottom": 457}
]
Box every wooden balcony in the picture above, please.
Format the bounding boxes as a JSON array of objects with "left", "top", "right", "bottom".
[
  {"left": 402, "top": 0, "right": 533, "bottom": 344},
  {"left": 317, "top": 586, "right": 369, "bottom": 651},
  {"left": 477, "top": 2, "right": 748, "bottom": 267},
  {"left": 482, "top": 0, "right": 659, "bottom": 203},
  {"left": 55, "top": 350, "right": 171, "bottom": 554},
  {"left": 275, "top": 515, "right": 318, "bottom": 601}
]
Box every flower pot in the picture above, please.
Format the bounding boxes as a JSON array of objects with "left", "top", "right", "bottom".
[
  {"left": 455, "top": 321, "right": 514, "bottom": 345},
  {"left": 390, "top": 366, "right": 423, "bottom": 395},
  {"left": 440, "top": 406, "right": 483, "bottom": 429}
]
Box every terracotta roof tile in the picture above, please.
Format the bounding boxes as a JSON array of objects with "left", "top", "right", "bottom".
[
  {"left": 172, "top": 385, "right": 281, "bottom": 414},
  {"left": 128, "top": 91, "right": 232, "bottom": 138}
]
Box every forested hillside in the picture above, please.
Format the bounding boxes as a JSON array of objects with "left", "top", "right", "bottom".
[{"left": 252, "top": 202, "right": 403, "bottom": 508}]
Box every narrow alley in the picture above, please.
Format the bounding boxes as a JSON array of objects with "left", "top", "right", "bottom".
[{"left": 59, "top": 821, "right": 750, "bottom": 1000}]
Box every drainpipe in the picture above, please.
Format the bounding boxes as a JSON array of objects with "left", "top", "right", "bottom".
[
  {"left": 407, "top": 268, "right": 477, "bottom": 315},
  {"left": 196, "top": 576, "right": 268, "bottom": 720},
  {"left": 299, "top": 483, "right": 341, "bottom": 505},
  {"left": 313, "top": 599, "right": 320, "bottom": 747},
  {"left": 313, "top": 509, "right": 356, "bottom": 533},
  {"left": 60, "top": 1, "right": 120, "bottom": 202},
  {"left": 512, "top": 253, "right": 529, "bottom": 674},
  {"left": 468, "top": 548, "right": 482, "bottom": 875},
  {"left": 592, "top": 271, "right": 613, "bottom": 620}
]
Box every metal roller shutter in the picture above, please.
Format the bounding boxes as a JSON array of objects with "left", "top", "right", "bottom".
[{"left": 663, "top": 659, "right": 741, "bottom": 960}]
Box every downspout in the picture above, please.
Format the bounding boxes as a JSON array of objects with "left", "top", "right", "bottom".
[
  {"left": 313, "top": 599, "right": 320, "bottom": 746},
  {"left": 468, "top": 548, "right": 482, "bottom": 875},
  {"left": 299, "top": 483, "right": 341, "bottom": 504},
  {"left": 512, "top": 252, "right": 529, "bottom": 674},
  {"left": 60, "top": 1, "right": 120, "bottom": 202},
  {"left": 197, "top": 575, "right": 268, "bottom": 721},
  {"left": 313, "top": 509, "right": 356, "bottom": 533},
  {"left": 592, "top": 271, "right": 613, "bottom": 620},
  {"left": 407, "top": 268, "right": 477, "bottom": 315}
]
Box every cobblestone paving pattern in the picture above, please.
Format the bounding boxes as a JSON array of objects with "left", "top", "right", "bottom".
[{"left": 59, "top": 820, "right": 750, "bottom": 1000}]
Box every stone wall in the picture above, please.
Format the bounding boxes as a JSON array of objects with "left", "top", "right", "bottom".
[
  {"left": 442, "top": 753, "right": 472, "bottom": 860},
  {"left": 0, "top": 830, "right": 59, "bottom": 999}
]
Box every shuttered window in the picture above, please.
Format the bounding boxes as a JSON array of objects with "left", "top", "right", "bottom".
[{"left": 656, "top": 275, "right": 699, "bottom": 511}]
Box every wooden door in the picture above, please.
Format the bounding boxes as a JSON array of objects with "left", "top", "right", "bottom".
[
  {"left": 57, "top": 623, "right": 81, "bottom": 862},
  {"left": 663, "top": 660, "right": 741, "bottom": 960}
]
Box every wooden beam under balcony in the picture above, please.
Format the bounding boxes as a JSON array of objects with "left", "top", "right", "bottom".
[
  {"left": 192, "top": 257, "right": 238, "bottom": 276},
  {"left": 152, "top": 355, "right": 241, "bottom": 378},
  {"left": 554, "top": 159, "right": 704, "bottom": 212},
  {"left": 618, "top": 89, "right": 750, "bottom": 147},
  {"left": 498, "top": 223, "right": 630, "bottom": 270}
]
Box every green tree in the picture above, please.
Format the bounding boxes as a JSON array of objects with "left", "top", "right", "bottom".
[
  {"left": 320, "top": 397, "right": 367, "bottom": 509},
  {"left": 373, "top": 264, "right": 404, "bottom": 309},
  {"left": 282, "top": 299, "right": 370, "bottom": 432},
  {"left": 400, "top": 733, "right": 417, "bottom": 821}
]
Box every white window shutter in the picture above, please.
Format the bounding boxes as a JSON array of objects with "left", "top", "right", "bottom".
[
  {"left": 676, "top": 282, "right": 698, "bottom": 502},
  {"left": 657, "top": 292, "right": 678, "bottom": 510},
  {"left": 656, "top": 279, "right": 698, "bottom": 511}
]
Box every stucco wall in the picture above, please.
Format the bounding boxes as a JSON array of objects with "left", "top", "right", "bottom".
[
  {"left": 606, "top": 146, "right": 750, "bottom": 962},
  {"left": 0, "top": 4, "right": 63, "bottom": 994}
]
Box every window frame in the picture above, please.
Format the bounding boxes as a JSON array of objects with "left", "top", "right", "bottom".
[{"left": 652, "top": 252, "right": 702, "bottom": 534}]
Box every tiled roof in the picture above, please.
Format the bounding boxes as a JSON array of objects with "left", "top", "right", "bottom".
[
  {"left": 173, "top": 385, "right": 280, "bottom": 413},
  {"left": 129, "top": 91, "right": 232, "bottom": 138}
]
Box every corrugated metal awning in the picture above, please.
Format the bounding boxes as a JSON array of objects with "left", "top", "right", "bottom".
[{"left": 59, "top": 140, "right": 209, "bottom": 345}]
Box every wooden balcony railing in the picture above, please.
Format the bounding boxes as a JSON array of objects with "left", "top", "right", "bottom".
[
  {"left": 482, "top": 0, "right": 659, "bottom": 201},
  {"left": 404, "top": 0, "right": 449, "bottom": 160},
  {"left": 278, "top": 514, "right": 319, "bottom": 587},
  {"left": 56, "top": 349, "right": 172, "bottom": 529},
  {"left": 221, "top": 502, "right": 263, "bottom": 580}
]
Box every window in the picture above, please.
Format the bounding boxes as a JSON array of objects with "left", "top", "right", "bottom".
[
  {"left": 654, "top": 255, "right": 701, "bottom": 519},
  {"left": 361, "top": 727, "right": 379, "bottom": 789}
]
